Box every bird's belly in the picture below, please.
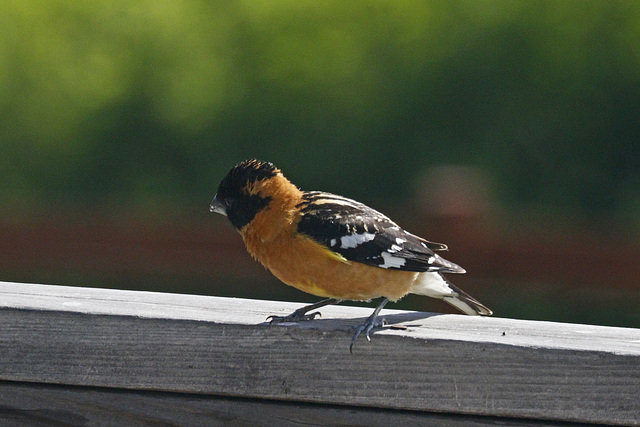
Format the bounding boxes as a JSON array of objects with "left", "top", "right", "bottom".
[{"left": 245, "top": 232, "right": 417, "bottom": 301}]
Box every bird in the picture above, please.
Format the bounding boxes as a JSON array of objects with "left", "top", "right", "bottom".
[{"left": 210, "top": 159, "right": 492, "bottom": 352}]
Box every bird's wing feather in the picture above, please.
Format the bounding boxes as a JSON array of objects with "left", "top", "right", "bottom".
[{"left": 296, "top": 192, "right": 464, "bottom": 273}]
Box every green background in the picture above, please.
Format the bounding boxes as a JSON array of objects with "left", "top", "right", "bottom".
[{"left": 2, "top": 1, "right": 639, "bottom": 327}]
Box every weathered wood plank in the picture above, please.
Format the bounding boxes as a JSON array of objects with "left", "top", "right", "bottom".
[
  {"left": 1, "top": 281, "right": 639, "bottom": 425},
  {"left": 0, "top": 381, "right": 566, "bottom": 427}
]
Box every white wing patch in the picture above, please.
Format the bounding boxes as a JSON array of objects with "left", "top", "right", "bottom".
[
  {"left": 379, "top": 251, "right": 407, "bottom": 269},
  {"left": 339, "top": 232, "right": 376, "bottom": 249},
  {"left": 431, "top": 253, "right": 466, "bottom": 273},
  {"left": 305, "top": 196, "right": 362, "bottom": 209},
  {"left": 387, "top": 244, "right": 403, "bottom": 253}
]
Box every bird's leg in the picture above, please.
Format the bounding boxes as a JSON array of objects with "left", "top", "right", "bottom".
[
  {"left": 267, "top": 298, "right": 342, "bottom": 324},
  {"left": 350, "top": 298, "right": 389, "bottom": 354}
]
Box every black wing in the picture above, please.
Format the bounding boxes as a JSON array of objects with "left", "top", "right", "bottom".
[{"left": 296, "top": 192, "right": 464, "bottom": 273}]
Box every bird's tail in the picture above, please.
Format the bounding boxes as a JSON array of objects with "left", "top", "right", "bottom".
[
  {"left": 411, "top": 272, "right": 492, "bottom": 316},
  {"left": 442, "top": 280, "right": 492, "bottom": 316}
]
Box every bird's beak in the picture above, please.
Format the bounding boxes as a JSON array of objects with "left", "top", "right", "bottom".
[{"left": 209, "top": 195, "right": 227, "bottom": 216}]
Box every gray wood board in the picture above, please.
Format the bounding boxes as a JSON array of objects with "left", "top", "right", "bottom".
[
  {"left": 0, "top": 381, "right": 577, "bottom": 427},
  {"left": 1, "top": 281, "right": 639, "bottom": 425}
]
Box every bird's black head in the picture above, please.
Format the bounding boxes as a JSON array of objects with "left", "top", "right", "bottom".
[{"left": 210, "top": 159, "right": 279, "bottom": 230}]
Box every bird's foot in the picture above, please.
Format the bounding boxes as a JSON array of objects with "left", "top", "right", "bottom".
[
  {"left": 349, "top": 316, "right": 387, "bottom": 354},
  {"left": 267, "top": 309, "right": 322, "bottom": 324},
  {"left": 266, "top": 298, "right": 340, "bottom": 325}
]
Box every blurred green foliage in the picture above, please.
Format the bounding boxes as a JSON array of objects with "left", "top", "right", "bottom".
[{"left": 2, "top": 0, "right": 639, "bottom": 219}]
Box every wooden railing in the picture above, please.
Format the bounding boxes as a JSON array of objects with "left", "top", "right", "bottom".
[{"left": 1, "top": 281, "right": 639, "bottom": 425}]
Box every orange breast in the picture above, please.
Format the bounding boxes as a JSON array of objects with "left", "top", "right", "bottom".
[{"left": 243, "top": 230, "right": 417, "bottom": 301}]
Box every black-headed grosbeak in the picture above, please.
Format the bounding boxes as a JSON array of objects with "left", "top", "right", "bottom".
[{"left": 210, "top": 159, "right": 492, "bottom": 352}]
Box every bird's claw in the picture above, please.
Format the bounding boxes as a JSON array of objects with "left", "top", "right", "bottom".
[
  {"left": 267, "top": 310, "right": 322, "bottom": 324},
  {"left": 349, "top": 317, "right": 386, "bottom": 354}
]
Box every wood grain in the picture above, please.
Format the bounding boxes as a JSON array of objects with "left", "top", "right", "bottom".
[
  {"left": 1, "top": 281, "right": 639, "bottom": 425},
  {"left": 0, "top": 381, "right": 571, "bottom": 427}
]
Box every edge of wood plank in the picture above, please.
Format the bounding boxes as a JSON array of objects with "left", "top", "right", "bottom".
[
  {"left": 1, "top": 281, "right": 639, "bottom": 356},
  {"left": 2, "top": 281, "right": 640, "bottom": 425}
]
